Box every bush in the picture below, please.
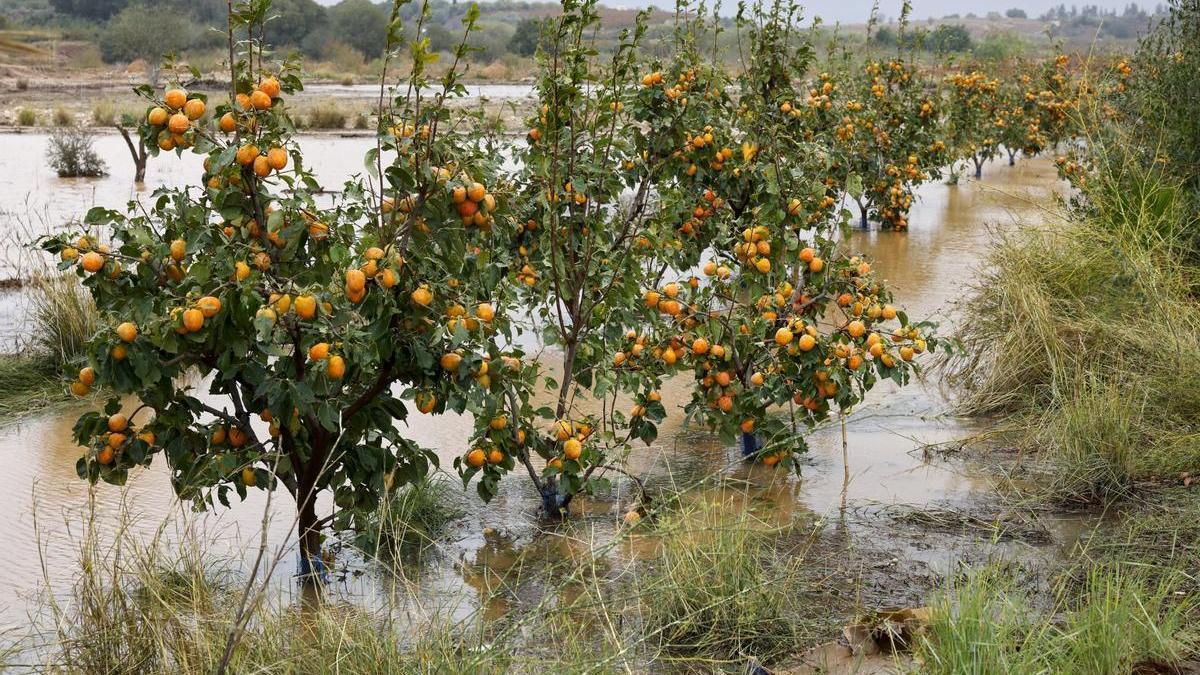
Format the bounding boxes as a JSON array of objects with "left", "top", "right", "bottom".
[
  {"left": 305, "top": 100, "right": 347, "bottom": 129},
  {"left": 15, "top": 107, "right": 37, "bottom": 126},
  {"left": 52, "top": 106, "right": 74, "bottom": 127},
  {"left": 45, "top": 128, "right": 108, "bottom": 178},
  {"left": 355, "top": 476, "right": 462, "bottom": 560},
  {"left": 91, "top": 102, "right": 116, "bottom": 126},
  {"left": 15, "top": 78, "right": 28, "bottom": 91}
]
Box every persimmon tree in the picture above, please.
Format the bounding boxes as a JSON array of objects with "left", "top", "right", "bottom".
[
  {"left": 45, "top": 0, "right": 508, "bottom": 574},
  {"left": 456, "top": 0, "right": 729, "bottom": 515},
  {"left": 623, "top": 0, "right": 942, "bottom": 469},
  {"left": 944, "top": 67, "right": 1002, "bottom": 180}
]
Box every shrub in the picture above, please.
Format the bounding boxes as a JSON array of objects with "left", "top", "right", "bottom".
[
  {"left": 52, "top": 106, "right": 75, "bottom": 127},
  {"left": 45, "top": 128, "right": 108, "bottom": 178},
  {"left": 305, "top": 100, "right": 347, "bottom": 129},
  {"left": 15, "top": 107, "right": 36, "bottom": 126},
  {"left": 91, "top": 102, "right": 117, "bottom": 126},
  {"left": 355, "top": 476, "right": 463, "bottom": 560},
  {"left": 29, "top": 273, "right": 98, "bottom": 368},
  {"left": 15, "top": 78, "right": 28, "bottom": 91}
]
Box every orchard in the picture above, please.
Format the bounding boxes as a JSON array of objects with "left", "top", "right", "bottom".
[{"left": 40, "top": 0, "right": 1082, "bottom": 577}]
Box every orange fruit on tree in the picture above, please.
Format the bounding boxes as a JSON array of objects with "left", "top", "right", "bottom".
[
  {"left": 79, "top": 366, "right": 96, "bottom": 386},
  {"left": 487, "top": 449, "right": 504, "bottom": 465},
  {"left": 116, "top": 322, "right": 138, "bottom": 343},
  {"left": 798, "top": 333, "right": 816, "bottom": 351},
  {"left": 466, "top": 182, "right": 486, "bottom": 202},
  {"left": 809, "top": 257, "right": 825, "bottom": 273},
  {"left": 379, "top": 268, "right": 397, "bottom": 288},
  {"left": 345, "top": 269, "right": 366, "bottom": 293},
  {"left": 563, "top": 438, "right": 583, "bottom": 460},
  {"left": 775, "top": 327, "right": 793, "bottom": 345},
  {"left": 847, "top": 320, "right": 866, "bottom": 338},
  {"left": 168, "top": 113, "right": 190, "bottom": 134},
  {"left": 327, "top": 355, "right": 346, "bottom": 379},
  {"left": 415, "top": 391, "right": 437, "bottom": 414},
  {"left": 308, "top": 342, "right": 330, "bottom": 361},
  {"left": 211, "top": 426, "right": 227, "bottom": 445},
  {"left": 107, "top": 432, "right": 126, "bottom": 448},
  {"left": 250, "top": 89, "right": 272, "bottom": 110},
  {"left": 81, "top": 251, "right": 104, "bottom": 273},
  {"left": 466, "top": 448, "right": 486, "bottom": 468},
  {"left": 97, "top": 447, "right": 114, "bottom": 465},
  {"left": 253, "top": 155, "right": 271, "bottom": 177},
  {"left": 163, "top": 88, "right": 187, "bottom": 109},
  {"left": 258, "top": 76, "right": 281, "bottom": 98},
  {"left": 182, "top": 308, "right": 204, "bottom": 332},
  {"left": 218, "top": 112, "right": 237, "bottom": 133},
  {"left": 440, "top": 352, "right": 462, "bottom": 372},
  {"left": 107, "top": 413, "right": 128, "bottom": 432},
  {"left": 692, "top": 338, "right": 709, "bottom": 355},
  {"left": 242, "top": 467, "right": 257, "bottom": 486},
  {"left": 267, "top": 147, "right": 288, "bottom": 171},
  {"left": 228, "top": 426, "right": 247, "bottom": 447},
  {"left": 236, "top": 144, "right": 260, "bottom": 166},
  {"left": 740, "top": 418, "right": 755, "bottom": 433},
  {"left": 197, "top": 295, "right": 221, "bottom": 318},
  {"left": 183, "top": 98, "right": 206, "bottom": 120},
  {"left": 294, "top": 295, "right": 317, "bottom": 320},
  {"left": 147, "top": 107, "right": 168, "bottom": 126},
  {"left": 411, "top": 286, "right": 432, "bottom": 306},
  {"left": 70, "top": 381, "right": 90, "bottom": 397},
  {"left": 475, "top": 302, "right": 495, "bottom": 322},
  {"left": 881, "top": 304, "right": 897, "bottom": 320},
  {"left": 170, "top": 238, "right": 186, "bottom": 261},
  {"left": 110, "top": 344, "right": 127, "bottom": 360}
]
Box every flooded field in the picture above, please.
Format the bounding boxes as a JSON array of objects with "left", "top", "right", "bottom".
[{"left": 0, "top": 127, "right": 1074, "bottom": 631}]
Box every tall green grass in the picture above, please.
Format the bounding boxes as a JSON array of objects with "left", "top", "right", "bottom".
[
  {"left": 917, "top": 564, "right": 1195, "bottom": 675},
  {"left": 29, "top": 273, "right": 96, "bottom": 368},
  {"left": 947, "top": 127, "right": 1200, "bottom": 503}
]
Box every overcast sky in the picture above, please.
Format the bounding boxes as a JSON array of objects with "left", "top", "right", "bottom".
[{"left": 315, "top": 0, "right": 1151, "bottom": 23}]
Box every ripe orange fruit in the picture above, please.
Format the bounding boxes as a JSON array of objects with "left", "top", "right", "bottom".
[
  {"left": 168, "top": 112, "right": 190, "bottom": 134},
  {"left": 79, "top": 366, "right": 96, "bottom": 386},
  {"left": 259, "top": 76, "right": 281, "bottom": 98},
  {"left": 107, "top": 413, "right": 128, "bottom": 432},
  {"left": 97, "top": 447, "right": 115, "bottom": 465},
  {"left": 253, "top": 155, "right": 271, "bottom": 177},
  {"left": 411, "top": 286, "right": 432, "bottom": 306},
  {"left": 110, "top": 344, "right": 127, "bottom": 360},
  {"left": 170, "top": 238, "right": 186, "bottom": 261},
  {"left": 799, "top": 247, "right": 815, "bottom": 263},
  {"left": 740, "top": 418, "right": 755, "bottom": 433},
  {"left": 717, "top": 395, "right": 734, "bottom": 412},
  {"left": 183, "top": 98, "right": 205, "bottom": 120},
  {"left": 415, "top": 391, "right": 437, "bottom": 414},
  {"left": 116, "top": 322, "right": 138, "bottom": 343},
  {"left": 250, "top": 89, "right": 272, "bottom": 110},
  {"left": 563, "top": 438, "right": 583, "bottom": 460},
  {"left": 147, "top": 107, "right": 168, "bottom": 126},
  {"left": 487, "top": 449, "right": 504, "bottom": 465},
  {"left": 294, "top": 295, "right": 316, "bottom": 320},
  {"left": 235, "top": 261, "right": 251, "bottom": 281},
  {"left": 775, "top": 327, "right": 793, "bottom": 345},
  {"left": 379, "top": 268, "right": 397, "bottom": 288},
  {"left": 475, "top": 302, "right": 495, "bottom": 322},
  {"left": 466, "top": 182, "right": 486, "bottom": 202},
  {"left": 553, "top": 420, "right": 574, "bottom": 441},
  {"left": 81, "top": 251, "right": 104, "bottom": 273},
  {"left": 881, "top": 304, "right": 898, "bottom": 320},
  {"left": 70, "top": 381, "right": 90, "bottom": 397},
  {"left": 266, "top": 147, "right": 288, "bottom": 171},
  {"left": 345, "top": 269, "right": 367, "bottom": 293},
  {"left": 236, "top": 144, "right": 259, "bottom": 166},
  {"left": 327, "top": 355, "right": 346, "bottom": 379},
  {"left": 809, "top": 257, "right": 825, "bottom": 273},
  {"left": 197, "top": 296, "right": 221, "bottom": 318},
  {"left": 900, "top": 346, "right": 914, "bottom": 361},
  {"left": 164, "top": 88, "right": 187, "bottom": 109},
  {"left": 182, "top": 308, "right": 204, "bottom": 332},
  {"left": 692, "top": 338, "right": 709, "bottom": 355},
  {"left": 308, "top": 342, "right": 330, "bottom": 361},
  {"left": 242, "top": 467, "right": 257, "bottom": 486},
  {"left": 466, "top": 448, "right": 486, "bottom": 468},
  {"left": 847, "top": 320, "right": 866, "bottom": 338},
  {"left": 218, "top": 112, "right": 236, "bottom": 133},
  {"left": 798, "top": 334, "right": 817, "bottom": 351},
  {"left": 440, "top": 352, "right": 462, "bottom": 372},
  {"left": 211, "top": 426, "right": 227, "bottom": 445}
]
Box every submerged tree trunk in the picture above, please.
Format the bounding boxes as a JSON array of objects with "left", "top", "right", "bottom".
[
  {"left": 296, "top": 483, "right": 325, "bottom": 582},
  {"left": 973, "top": 154, "right": 984, "bottom": 179},
  {"left": 1007, "top": 148, "right": 1017, "bottom": 166},
  {"left": 116, "top": 125, "right": 148, "bottom": 183}
]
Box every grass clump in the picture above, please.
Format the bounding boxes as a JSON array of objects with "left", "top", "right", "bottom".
[
  {"left": 15, "top": 107, "right": 36, "bottom": 126},
  {"left": 305, "top": 101, "right": 348, "bottom": 130},
  {"left": 917, "top": 564, "right": 1195, "bottom": 675},
  {"left": 29, "top": 272, "right": 97, "bottom": 366},
  {"left": 947, "top": 149, "right": 1200, "bottom": 503},
  {"left": 637, "top": 504, "right": 811, "bottom": 665},
  {"left": 52, "top": 105, "right": 75, "bottom": 127},
  {"left": 91, "top": 102, "right": 117, "bottom": 126},
  {"left": 355, "top": 476, "right": 463, "bottom": 560}
]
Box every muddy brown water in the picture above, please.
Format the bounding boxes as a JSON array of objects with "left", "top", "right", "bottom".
[{"left": 0, "top": 132, "right": 1079, "bottom": 633}]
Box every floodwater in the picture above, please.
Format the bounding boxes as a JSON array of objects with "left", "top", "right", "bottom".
[{"left": 0, "top": 129, "right": 1071, "bottom": 631}]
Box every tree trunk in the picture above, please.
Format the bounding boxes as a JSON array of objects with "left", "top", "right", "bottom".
[
  {"left": 116, "top": 125, "right": 148, "bottom": 183},
  {"left": 974, "top": 155, "right": 983, "bottom": 179},
  {"left": 296, "top": 484, "right": 325, "bottom": 582},
  {"left": 1007, "top": 149, "right": 1016, "bottom": 166}
]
